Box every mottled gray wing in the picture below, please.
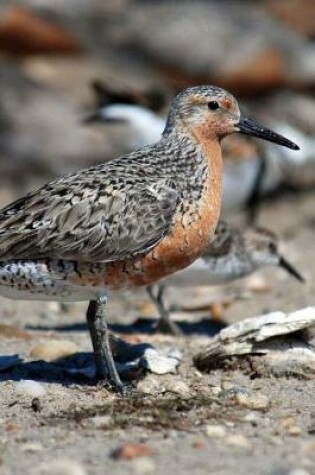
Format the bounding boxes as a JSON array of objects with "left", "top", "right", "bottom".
[
  {"left": 0, "top": 174, "right": 179, "bottom": 262},
  {"left": 203, "top": 220, "right": 234, "bottom": 258}
]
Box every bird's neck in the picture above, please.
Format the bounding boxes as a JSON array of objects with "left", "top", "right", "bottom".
[
  {"left": 163, "top": 127, "right": 221, "bottom": 170},
  {"left": 170, "top": 128, "right": 223, "bottom": 255},
  {"left": 160, "top": 130, "right": 223, "bottom": 229}
]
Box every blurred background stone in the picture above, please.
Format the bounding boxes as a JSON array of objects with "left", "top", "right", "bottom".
[
  {"left": 0, "top": 5, "right": 81, "bottom": 56},
  {"left": 0, "top": 0, "right": 313, "bottom": 206}
]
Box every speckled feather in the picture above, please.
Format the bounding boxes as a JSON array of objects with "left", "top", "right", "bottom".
[{"left": 0, "top": 136, "right": 207, "bottom": 263}]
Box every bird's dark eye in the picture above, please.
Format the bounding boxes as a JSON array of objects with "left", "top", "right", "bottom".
[
  {"left": 269, "top": 242, "right": 277, "bottom": 253},
  {"left": 208, "top": 101, "right": 219, "bottom": 111}
]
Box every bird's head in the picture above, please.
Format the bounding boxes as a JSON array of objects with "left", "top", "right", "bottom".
[
  {"left": 164, "top": 86, "right": 299, "bottom": 151},
  {"left": 245, "top": 228, "right": 304, "bottom": 282}
]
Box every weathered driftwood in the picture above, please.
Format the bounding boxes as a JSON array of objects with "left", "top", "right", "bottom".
[{"left": 194, "top": 307, "right": 315, "bottom": 375}]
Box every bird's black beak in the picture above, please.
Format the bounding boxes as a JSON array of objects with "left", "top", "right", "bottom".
[
  {"left": 82, "top": 111, "right": 127, "bottom": 125},
  {"left": 279, "top": 256, "right": 305, "bottom": 282},
  {"left": 237, "top": 117, "right": 300, "bottom": 150}
]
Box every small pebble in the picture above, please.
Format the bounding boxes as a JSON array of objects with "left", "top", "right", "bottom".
[
  {"left": 132, "top": 457, "right": 156, "bottom": 475},
  {"left": 225, "top": 421, "right": 235, "bottom": 428},
  {"left": 192, "top": 439, "right": 204, "bottom": 449},
  {"left": 30, "top": 340, "right": 78, "bottom": 361},
  {"left": 287, "top": 425, "right": 302, "bottom": 436},
  {"left": 210, "top": 386, "right": 222, "bottom": 396},
  {"left": 137, "top": 376, "right": 165, "bottom": 395},
  {"left": 14, "top": 380, "right": 46, "bottom": 398},
  {"left": 59, "top": 303, "right": 71, "bottom": 313},
  {"left": 280, "top": 417, "right": 296, "bottom": 428},
  {"left": 205, "top": 425, "right": 226, "bottom": 438},
  {"left": 22, "top": 442, "right": 43, "bottom": 452},
  {"left": 37, "top": 459, "right": 86, "bottom": 475},
  {"left": 209, "top": 302, "right": 225, "bottom": 320},
  {"left": 112, "top": 443, "right": 152, "bottom": 460},
  {"left": 244, "top": 275, "right": 270, "bottom": 293},
  {"left": 167, "top": 430, "right": 179, "bottom": 439},
  {"left": 243, "top": 412, "right": 259, "bottom": 424},
  {"left": 88, "top": 415, "right": 112, "bottom": 429},
  {"left": 288, "top": 470, "right": 310, "bottom": 475},
  {"left": 224, "top": 435, "right": 252, "bottom": 450},
  {"left": 219, "top": 386, "right": 250, "bottom": 400},
  {"left": 143, "top": 348, "right": 180, "bottom": 375},
  {"left": 194, "top": 369, "right": 203, "bottom": 378},
  {"left": 31, "top": 398, "right": 42, "bottom": 413},
  {"left": 47, "top": 302, "right": 60, "bottom": 313},
  {"left": 0, "top": 324, "right": 31, "bottom": 340},
  {"left": 221, "top": 379, "right": 236, "bottom": 391},
  {"left": 165, "top": 380, "right": 190, "bottom": 397},
  {"left": 5, "top": 422, "right": 22, "bottom": 433},
  {"left": 235, "top": 392, "right": 270, "bottom": 411}
]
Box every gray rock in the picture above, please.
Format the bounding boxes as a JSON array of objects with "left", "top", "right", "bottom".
[
  {"left": 108, "top": 1, "right": 315, "bottom": 87},
  {"left": 142, "top": 348, "right": 182, "bottom": 375}
]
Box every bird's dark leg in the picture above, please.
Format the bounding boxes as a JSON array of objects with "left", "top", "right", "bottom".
[
  {"left": 146, "top": 285, "right": 182, "bottom": 335},
  {"left": 86, "top": 297, "right": 124, "bottom": 393},
  {"left": 245, "top": 143, "right": 267, "bottom": 225}
]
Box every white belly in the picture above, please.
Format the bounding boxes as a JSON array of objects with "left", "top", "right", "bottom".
[{"left": 0, "top": 260, "right": 106, "bottom": 302}]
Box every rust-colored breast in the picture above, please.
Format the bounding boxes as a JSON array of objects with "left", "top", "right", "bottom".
[{"left": 72, "top": 140, "right": 222, "bottom": 290}]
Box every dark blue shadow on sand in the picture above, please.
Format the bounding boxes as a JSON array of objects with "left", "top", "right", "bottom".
[
  {"left": 26, "top": 316, "right": 226, "bottom": 337},
  {"left": 0, "top": 337, "right": 151, "bottom": 385}
]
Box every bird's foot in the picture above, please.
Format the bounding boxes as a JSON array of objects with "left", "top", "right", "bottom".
[{"left": 95, "top": 373, "right": 134, "bottom": 396}]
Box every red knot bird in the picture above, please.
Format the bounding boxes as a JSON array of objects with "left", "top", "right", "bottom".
[
  {"left": 0, "top": 85, "right": 299, "bottom": 392},
  {"left": 147, "top": 220, "right": 304, "bottom": 335}
]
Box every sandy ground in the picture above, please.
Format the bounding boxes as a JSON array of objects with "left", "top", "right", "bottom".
[{"left": 0, "top": 190, "right": 314, "bottom": 475}]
